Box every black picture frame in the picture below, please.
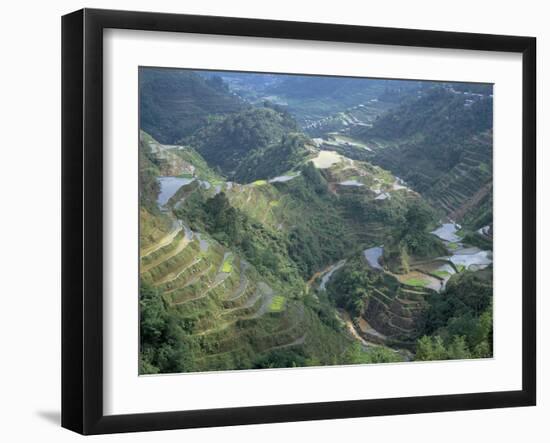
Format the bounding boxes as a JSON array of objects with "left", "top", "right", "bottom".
[{"left": 62, "top": 8, "right": 537, "bottom": 435}]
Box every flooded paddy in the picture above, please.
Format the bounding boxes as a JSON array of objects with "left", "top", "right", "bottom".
[
  {"left": 157, "top": 177, "right": 195, "bottom": 206},
  {"left": 196, "top": 233, "right": 209, "bottom": 252},
  {"left": 269, "top": 173, "right": 300, "bottom": 183},
  {"left": 429, "top": 221, "right": 493, "bottom": 271},
  {"left": 414, "top": 259, "right": 457, "bottom": 289},
  {"left": 339, "top": 179, "right": 364, "bottom": 187},
  {"left": 449, "top": 247, "right": 492, "bottom": 271},
  {"left": 431, "top": 223, "right": 462, "bottom": 243},
  {"left": 364, "top": 246, "right": 384, "bottom": 270}
]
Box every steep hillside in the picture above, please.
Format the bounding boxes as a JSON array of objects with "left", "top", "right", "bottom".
[
  {"left": 326, "top": 251, "right": 493, "bottom": 359},
  {"left": 138, "top": 71, "right": 494, "bottom": 372},
  {"left": 263, "top": 76, "right": 421, "bottom": 125},
  {"left": 327, "top": 257, "right": 434, "bottom": 349},
  {"left": 425, "top": 131, "right": 493, "bottom": 223},
  {"left": 139, "top": 211, "right": 352, "bottom": 373},
  {"left": 139, "top": 68, "right": 243, "bottom": 144},
  {"left": 184, "top": 105, "right": 313, "bottom": 182},
  {"left": 351, "top": 87, "right": 493, "bottom": 225},
  {"left": 138, "top": 129, "right": 436, "bottom": 372}
]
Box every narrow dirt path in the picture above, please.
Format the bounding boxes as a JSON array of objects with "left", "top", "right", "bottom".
[
  {"left": 140, "top": 233, "right": 192, "bottom": 274},
  {"left": 267, "top": 334, "right": 306, "bottom": 351},
  {"left": 140, "top": 221, "right": 182, "bottom": 258},
  {"left": 226, "top": 272, "right": 249, "bottom": 301},
  {"left": 155, "top": 257, "right": 202, "bottom": 286},
  {"left": 171, "top": 270, "right": 230, "bottom": 305},
  {"left": 164, "top": 263, "right": 211, "bottom": 293},
  {"left": 251, "top": 283, "right": 275, "bottom": 318}
]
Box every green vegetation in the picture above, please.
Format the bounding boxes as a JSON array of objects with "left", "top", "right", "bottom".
[
  {"left": 139, "top": 68, "right": 493, "bottom": 373},
  {"left": 184, "top": 105, "right": 307, "bottom": 182},
  {"left": 463, "top": 231, "right": 493, "bottom": 250},
  {"left": 270, "top": 296, "right": 286, "bottom": 312},
  {"left": 433, "top": 270, "right": 451, "bottom": 278},
  {"left": 354, "top": 87, "right": 493, "bottom": 225},
  {"left": 381, "top": 199, "right": 447, "bottom": 272},
  {"left": 140, "top": 68, "right": 242, "bottom": 144},
  {"left": 235, "top": 132, "right": 313, "bottom": 183},
  {"left": 261, "top": 76, "right": 420, "bottom": 126},
  {"left": 416, "top": 271, "right": 493, "bottom": 360},
  {"left": 404, "top": 278, "right": 429, "bottom": 287},
  {"left": 139, "top": 133, "right": 162, "bottom": 214},
  {"left": 140, "top": 282, "right": 197, "bottom": 374},
  {"left": 221, "top": 255, "right": 233, "bottom": 273},
  {"left": 344, "top": 342, "right": 403, "bottom": 364}
]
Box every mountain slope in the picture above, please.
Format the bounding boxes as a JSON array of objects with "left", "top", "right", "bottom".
[
  {"left": 138, "top": 72, "right": 494, "bottom": 372},
  {"left": 139, "top": 68, "right": 243, "bottom": 144},
  {"left": 138, "top": 129, "right": 429, "bottom": 372},
  {"left": 184, "top": 105, "right": 313, "bottom": 181},
  {"left": 352, "top": 87, "right": 493, "bottom": 225},
  {"left": 262, "top": 76, "right": 422, "bottom": 128}
]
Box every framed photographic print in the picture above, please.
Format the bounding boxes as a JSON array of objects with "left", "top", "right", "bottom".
[{"left": 61, "top": 8, "right": 536, "bottom": 435}]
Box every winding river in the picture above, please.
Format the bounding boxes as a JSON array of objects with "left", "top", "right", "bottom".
[{"left": 319, "top": 260, "right": 346, "bottom": 290}]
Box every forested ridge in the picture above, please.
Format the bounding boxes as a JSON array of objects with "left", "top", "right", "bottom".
[{"left": 139, "top": 68, "right": 243, "bottom": 144}]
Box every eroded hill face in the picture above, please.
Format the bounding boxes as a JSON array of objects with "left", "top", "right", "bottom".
[{"left": 139, "top": 71, "right": 494, "bottom": 373}]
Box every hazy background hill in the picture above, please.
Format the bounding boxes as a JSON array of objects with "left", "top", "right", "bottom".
[{"left": 139, "top": 68, "right": 243, "bottom": 144}]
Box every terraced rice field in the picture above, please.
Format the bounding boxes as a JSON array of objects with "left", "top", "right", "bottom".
[
  {"left": 403, "top": 277, "right": 429, "bottom": 287},
  {"left": 221, "top": 254, "right": 233, "bottom": 273},
  {"left": 270, "top": 295, "right": 286, "bottom": 312},
  {"left": 140, "top": 212, "right": 308, "bottom": 371},
  {"left": 310, "top": 150, "right": 346, "bottom": 169}
]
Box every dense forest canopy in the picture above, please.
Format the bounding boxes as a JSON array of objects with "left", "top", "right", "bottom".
[
  {"left": 139, "top": 68, "right": 243, "bottom": 144},
  {"left": 183, "top": 105, "right": 308, "bottom": 180}
]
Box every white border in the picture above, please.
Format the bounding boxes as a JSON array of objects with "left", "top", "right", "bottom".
[{"left": 103, "top": 29, "right": 523, "bottom": 415}]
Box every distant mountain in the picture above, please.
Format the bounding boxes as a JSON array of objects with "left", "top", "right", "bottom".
[
  {"left": 265, "top": 76, "right": 419, "bottom": 101},
  {"left": 262, "top": 77, "right": 422, "bottom": 126},
  {"left": 357, "top": 87, "right": 492, "bottom": 144},
  {"left": 139, "top": 68, "right": 243, "bottom": 144},
  {"left": 198, "top": 71, "right": 283, "bottom": 92}
]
